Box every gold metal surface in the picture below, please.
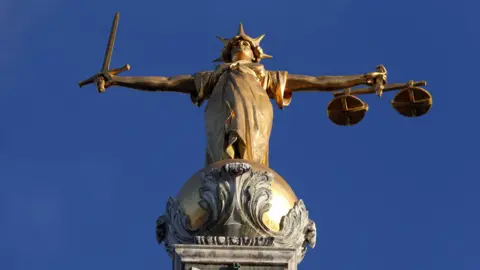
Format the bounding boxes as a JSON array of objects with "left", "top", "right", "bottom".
[
  {"left": 374, "top": 65, "right": 387, "bottom": 97},
  {"left": 176, "top": 159, "right": 298, "bottom": 232},
  {"left": 332, "top": 81, "right": 427, "bottom": 97},
  {"left": 327, "top": 94, "right": 369, "bottom": 126},
  {"left": 79, "top": 13, "right": 431, "bottom": 167},
  {"left": 392, "top": 87, "right": 432, "bottom": 117}
]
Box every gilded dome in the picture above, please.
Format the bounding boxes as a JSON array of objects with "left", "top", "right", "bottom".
[{"left": 176, "top": 159, "right": 298, "bottom": 232}]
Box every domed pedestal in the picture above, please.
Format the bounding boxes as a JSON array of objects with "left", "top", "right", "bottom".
[{"left": 156, "top": 160, "right": 316, "bottom": 269}]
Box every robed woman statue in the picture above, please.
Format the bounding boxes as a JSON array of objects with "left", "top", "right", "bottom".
[{"left": 85, "top": 24, "right": 386, "bottom": 167}]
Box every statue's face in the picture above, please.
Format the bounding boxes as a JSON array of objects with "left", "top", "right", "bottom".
[{"left": 230, "top": 39, "right": 254, "bottom": 62}]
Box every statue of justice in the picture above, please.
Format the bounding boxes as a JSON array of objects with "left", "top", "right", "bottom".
[{"left": 79, "top": 13, "right": 432, "bottom": 167}]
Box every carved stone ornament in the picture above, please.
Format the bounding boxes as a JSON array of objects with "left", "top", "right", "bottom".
[
  {"left": 156, "top": 198, "right": 198, "bottom": 256},
  {"left": 156, "top": 162, "right": 316, "bottom": 262},
  {"left": 194, "top": 236, "right": 274, "bottom": 246}
]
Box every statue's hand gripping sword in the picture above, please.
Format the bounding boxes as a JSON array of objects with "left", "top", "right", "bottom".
[{"left": 78, "top": 12, "right": 130, "bottom": 93}]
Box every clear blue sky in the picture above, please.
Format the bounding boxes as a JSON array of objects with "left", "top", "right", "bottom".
[{"left": 1, "top": 0, "right": 478, "bottom": 269}]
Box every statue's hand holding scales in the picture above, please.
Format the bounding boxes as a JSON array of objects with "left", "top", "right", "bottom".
[{"left": 79, "top": 12, "right": 432, "bottom": 167}]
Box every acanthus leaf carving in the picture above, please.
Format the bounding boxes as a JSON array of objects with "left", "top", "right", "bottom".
[
  {"left": 305, "top": 219, "right": 317, "bottom": 249},
  {"left": 240, "top": 170, "right": 273, "bottom": 233},
  {"left": 198, "top": 169, "right": 226, "bottom": 224},
  {"left": 274, "top": 199, "right": 313, "bottom": 261},
  {"left": 157, "top": 197, "right": 197, "bottom": 257}
]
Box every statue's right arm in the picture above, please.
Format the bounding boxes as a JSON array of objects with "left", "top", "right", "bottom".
[{"left": 111, "top": 75, "right": 196, "bottom": 95}]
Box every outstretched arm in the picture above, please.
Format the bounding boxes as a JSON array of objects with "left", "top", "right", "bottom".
[
  {"left": 80, "top": 69, "right": 214, "bottom": 106},
  {"left": 111, "top": 75, "right": 196, "bottom": 94},
  {"left": 286, "top": 71, "right": 385, "bottom": 92}
]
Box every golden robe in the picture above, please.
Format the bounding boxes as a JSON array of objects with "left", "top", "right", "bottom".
[{"left": 191, "top": 60, "right": 291, "bottom": 167}]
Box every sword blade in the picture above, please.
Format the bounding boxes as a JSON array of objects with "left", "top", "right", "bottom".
[{"left": 101, "top": 12, "right": 120, "bottom": 72}]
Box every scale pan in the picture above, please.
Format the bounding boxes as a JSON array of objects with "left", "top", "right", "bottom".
[
  {"left": 391, "top": 87, "right": 432, "bottom": 117},
  {"left": 327, "top": 95, "right": 368, "bottom": 126}
]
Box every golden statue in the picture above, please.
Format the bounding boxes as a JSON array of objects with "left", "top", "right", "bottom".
[{"left": 79, "top": 13, "right": 432, "bottom": 167}]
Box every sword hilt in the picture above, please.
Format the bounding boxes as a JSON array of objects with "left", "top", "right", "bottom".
[{"left": 78, "top": 64, "right": 131, "bottom": 92}]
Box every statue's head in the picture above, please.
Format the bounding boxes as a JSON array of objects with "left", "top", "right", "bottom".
[
  {"left": 214, "top": 23, "right": 272, "bottom": 63},
  {"left": 230, "top": 38, "right": 255, "bottom": 62}
]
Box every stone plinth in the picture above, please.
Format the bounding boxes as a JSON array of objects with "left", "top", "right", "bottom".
[{"left": 173, "top": 244, "right": 297, "bottom": 270}]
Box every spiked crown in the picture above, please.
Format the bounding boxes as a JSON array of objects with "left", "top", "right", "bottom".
[{"left": 213, "top": 23, "right": 273, "bottom": 63}]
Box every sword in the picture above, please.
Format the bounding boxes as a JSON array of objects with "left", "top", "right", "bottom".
[{"left": 78, "top": 12, "right": 130, "bottom": 93}]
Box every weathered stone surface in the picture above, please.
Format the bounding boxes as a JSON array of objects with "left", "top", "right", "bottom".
[
  {"left": 157, "top": 161, "right": 316, "bottom": 265},
  {"left": 195, "top": 236, "right": 274, "bottom": 246},
  {"left": 173, "top": 245, "right": 297, "bottom": 270},
  {"left": 185, "top": 264, "right": 286, "bottom": 270}
]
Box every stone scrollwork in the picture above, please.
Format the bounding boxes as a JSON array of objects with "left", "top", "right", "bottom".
[
  {"left": 155, "top": 215, "right": 167, "bottom": 244},
  {"left": 274, "top": 200, "right": 315, "bottom": 261},
  {"left": 156, "top": 197, "right": 197, "bottom": 256},
  {"left": 197, "top": 162, "right": 275, "bottom": 234},
  {"left": 240, "top": 169, "right": 274, "bottom": 233},
  {"left": 224, "top": 162, "right": 251, "bottom": 176},
  {"left": 305, "top": 219, "right": 317, "bottom": 249},
  {"left": 156, "top": 162, "right": 316, "bottom": 263},
  {"left": 198, "top": 167, "right": 233, "bottom": 230}
]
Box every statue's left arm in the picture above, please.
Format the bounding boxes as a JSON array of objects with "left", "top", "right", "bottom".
[
  {"left": 265, "top": 70, "right": 385, "bottom": 109},
  {"left": 286, "top": 72, "right": 383, "bottom": 92}
]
